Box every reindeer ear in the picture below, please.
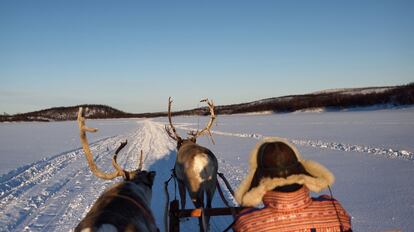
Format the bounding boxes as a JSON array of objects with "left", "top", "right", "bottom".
[{"left": 147, "top": 171, "right": 156, "bottom": 185}]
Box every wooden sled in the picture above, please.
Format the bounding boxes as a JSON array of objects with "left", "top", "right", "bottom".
[
  {"left": 165, "top": 172, "right": 244, "bottom": 232},
  {"left": 168, "top": 199, "right": 244, "bottom": 232}
]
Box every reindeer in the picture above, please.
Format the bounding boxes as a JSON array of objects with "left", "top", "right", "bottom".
[
  {"left": 75, "top": 107, "right": 159, "bottom": 232},
  {"left": 165, "top": 98, "right": 218, "bottom": 232}
]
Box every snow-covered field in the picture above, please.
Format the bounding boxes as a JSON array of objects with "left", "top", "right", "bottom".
[{"left": 1, "top": 107, "right": 413, "bottom": 232}]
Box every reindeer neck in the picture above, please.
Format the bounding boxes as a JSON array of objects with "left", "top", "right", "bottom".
[{"left": 125, "top": 181, "right": 152, "bottom": 204}]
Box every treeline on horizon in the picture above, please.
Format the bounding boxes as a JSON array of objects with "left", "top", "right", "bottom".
[
  {"left": 216, "top": 82, "right": 414, "bottom": 114},
  {"left": 1, "top": 83, "right": 413, "bottom": 122}
]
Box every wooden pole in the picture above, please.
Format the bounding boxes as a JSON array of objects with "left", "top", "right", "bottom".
[
  {"left": 169, "top": 200, "right": 180, "bottom": 232},
  {"left": 176, "top": 207, "right": 244, "bottom": 218},
  {"left": 168, "top": 200, "right": 245, "bottom": 231}
]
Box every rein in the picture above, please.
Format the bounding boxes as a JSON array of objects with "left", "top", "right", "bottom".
[
  {"left": 164, "top": 169, "right": 177, "bottom": 232},
  {"left": 328, "top": 186, "right": 345, "bottom": 232},
  {"left": 216, "top": 172, "right": 239, "bottom": 232}
]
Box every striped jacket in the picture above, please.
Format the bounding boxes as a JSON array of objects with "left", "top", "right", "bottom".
[{"left": 234, "top": 187, "right": 351, "bottom": 232}]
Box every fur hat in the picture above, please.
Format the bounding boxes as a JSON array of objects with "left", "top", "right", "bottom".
[{"left": 235, "top": 137, "right": 335, "bottom": 207}]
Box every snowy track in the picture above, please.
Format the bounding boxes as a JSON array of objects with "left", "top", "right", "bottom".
[
  {"left": 0, "top": 120, "right": 176, "bottom": 232},
  {"left": 0, "top": 137, "right": 122, "bottom": 231},
  {"left": 1, "top": 116, "right": 413, "bottom": 231}
]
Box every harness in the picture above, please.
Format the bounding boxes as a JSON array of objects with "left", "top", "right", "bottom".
[
  {"left": 164, "top": 169, "right": 240, "bottom": 232},
  {"left": 164, "top": 169, "right": 178, "bottom": 232}
]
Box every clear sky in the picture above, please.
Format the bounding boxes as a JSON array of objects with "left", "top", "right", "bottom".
[{"left": 1, "top": 1, "right": 413, "bottom": 114}]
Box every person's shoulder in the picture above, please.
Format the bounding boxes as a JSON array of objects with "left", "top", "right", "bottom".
[
  {"left": 236, "top": 206, "right": 273, "bottom": 223},
  {"left": 238, "top": 207, "right": 261, "bottom": 217},
  {"left": 312, "top": 194, "right": 351, "bottom": 216},
  {"left": 311, "top": 195, "right": 352, "bottom": 230},
  {"left": 313, "top": 194, "right": 335, "bottom": 201},
  {"left": 233, "top": 207, "right": 259, "bottom": 232},
  {"left": 311, "top": 195, "right": 350, "bottom": 213},
  {"left": 312, "top": 194, "right": 347, "bottom": 207},
  {"left": 234, "top": 207, "right": 275, "bottom": 232}
]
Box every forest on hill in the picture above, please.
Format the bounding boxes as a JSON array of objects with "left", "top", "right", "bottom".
[{"left": 1, "top": 83, "right": 413, "bottom": 122}]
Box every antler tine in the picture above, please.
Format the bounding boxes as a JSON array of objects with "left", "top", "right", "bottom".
[
  {"left": 138, "top": 150, "right": 144, "bottom": 171},
  {"left": 165, "top": 125, "right": 177, "bottom": 140},
  {"left": 78, "top": 107, "right": 98, "bottom": 133},
  {"left": 78, "top": 107, "right": 126, "bottom": 180},
  {"left": 165, "top": 97, "right": 182, "bottom": 141},
  {"left": 112, "top": 140, "right": 128, "bottom": 179},
  {"left": 194, "top": 98, "right": 216, "bottom": 142}
]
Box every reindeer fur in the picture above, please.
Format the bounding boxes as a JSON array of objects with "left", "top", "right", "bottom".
[
  {"left": 75, "top": 171, "right": 158, "bottom": 232},
  {"left": 175, "top": 141, "right": 218, "bottom": 209}
]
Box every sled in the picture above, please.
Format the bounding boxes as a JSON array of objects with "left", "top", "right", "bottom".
[
  {"left": 167, "top": 200, "right": 244, "bottom": 232},
  {"left": 165, "top": 172, "right": 244, "bottom": 232}
]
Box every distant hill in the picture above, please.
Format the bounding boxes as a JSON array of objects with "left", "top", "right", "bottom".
[
  {"left": 0, "top": 105, "right": 132, "bottom": 122},
  {"left": 1, "top": 83, "right": 413, "bottom": 122},
  {"left": 213, "top": 83, "right": 414, "bottom": 115}
]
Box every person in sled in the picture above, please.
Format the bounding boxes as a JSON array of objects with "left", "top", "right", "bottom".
[{"left": 234, "top": 137, "right": 352, "bottom": 232}]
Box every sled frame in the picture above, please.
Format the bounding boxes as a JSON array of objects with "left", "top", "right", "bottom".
[{"left": 168, "top": 200, "right": 244, "bottom": 232}]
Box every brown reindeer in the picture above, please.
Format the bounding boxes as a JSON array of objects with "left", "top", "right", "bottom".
[
  {"left": 165, "top": 98, "right": 218, "bottom": 232},
  {"left": 75, "top": 107, "right": 158, "bottom": 232}
]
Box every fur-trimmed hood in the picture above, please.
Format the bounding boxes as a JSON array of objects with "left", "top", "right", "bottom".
[{"left": 235, "top": 137, "right": 335, "bottom": 207}]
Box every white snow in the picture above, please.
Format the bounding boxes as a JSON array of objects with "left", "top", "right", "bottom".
[
  {"left": 1, "top": 107, "right": 413, "bottom": 232},
  {"left": 233, "top": 111, "right": 274, "bottom": 116},
  {"left": 293, "top": 107, "right": 326, "bottom": 113}
]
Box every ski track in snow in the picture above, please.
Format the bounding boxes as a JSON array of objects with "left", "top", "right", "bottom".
[
  {"left": 0, "top": 119, "right": 412, "bottom": 231},
  {"left": 175, "top": 124, "right": 414, "bottom": 161}
]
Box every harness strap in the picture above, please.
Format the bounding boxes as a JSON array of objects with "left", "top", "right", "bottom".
[
  {"left": 218, "top": 172, "right": 235, "bottom": 197},
  {"left": 216, "top": 181, "right": 237, "bottom": 219},
  {"left": 201, "top": 207, "right": 208, "bottom": 232},
  {"left": 222, "top": 219, "right": 236, "bottom": 232},
  {"left": 164, "top": 173, "right": 175, "bottom": 232}
]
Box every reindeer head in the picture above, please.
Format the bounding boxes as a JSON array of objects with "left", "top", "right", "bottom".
[
  {"left": 77, "top": 107, "right": 156, "bottom": 186},
  {"left": 165, "top": 97, "right": 216, "bottom": 150}
]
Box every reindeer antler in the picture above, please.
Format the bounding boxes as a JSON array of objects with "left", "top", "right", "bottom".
[
  {"left": 191, "top": 98, "right": 216, "bottom": 143},
  {"left": 165, "top": 97, "right": 182, "bottom": 141},
  {"left": 78, "top": 107, "right": 129, "bottom": 180},
  {"left": 112, "top": 140, "right": 128, "bottom": 179},
  {"left": 138, "top": 150, "right": 144, "bottom": 171}
]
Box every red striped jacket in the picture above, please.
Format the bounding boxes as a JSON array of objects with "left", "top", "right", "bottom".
[{"left": 234, "top": 187, "right": 351, "bottom": 232}]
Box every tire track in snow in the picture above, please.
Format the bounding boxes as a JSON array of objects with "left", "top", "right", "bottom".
[
  {"left": 0, "top": 119, "right": 178, "bottom": 232},
  {"left": 123, "top": 120, "right": 176, "bottom": 171},
  {"left": 31, "top": 139, "right": 124, "bottom": 232},
  {"left": 0, "top": 136, "right": 115, "bottom": 202},
  {"left": 0, "top": 150, "right": 85, "bottom": 231},
  {"left": 0, "top": 150, "right": 81, "bottom": 202},
  {"left": 36, "top": 130, "right": 148, "bottom": 232},
  {"left": 176, "top": 125, "right": 414, "bottom": 161},
  {"left": 0, "top": 136, "right": 125, "bottom": 231}
]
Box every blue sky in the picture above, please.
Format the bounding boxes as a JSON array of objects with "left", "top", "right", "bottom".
[{"left": 1, "top": 1, "right": 413, "bottom": 114}]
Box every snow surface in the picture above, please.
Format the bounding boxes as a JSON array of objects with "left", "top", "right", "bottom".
[{"left": 1, "top": 108, "right": 413, "bottom": 231}]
